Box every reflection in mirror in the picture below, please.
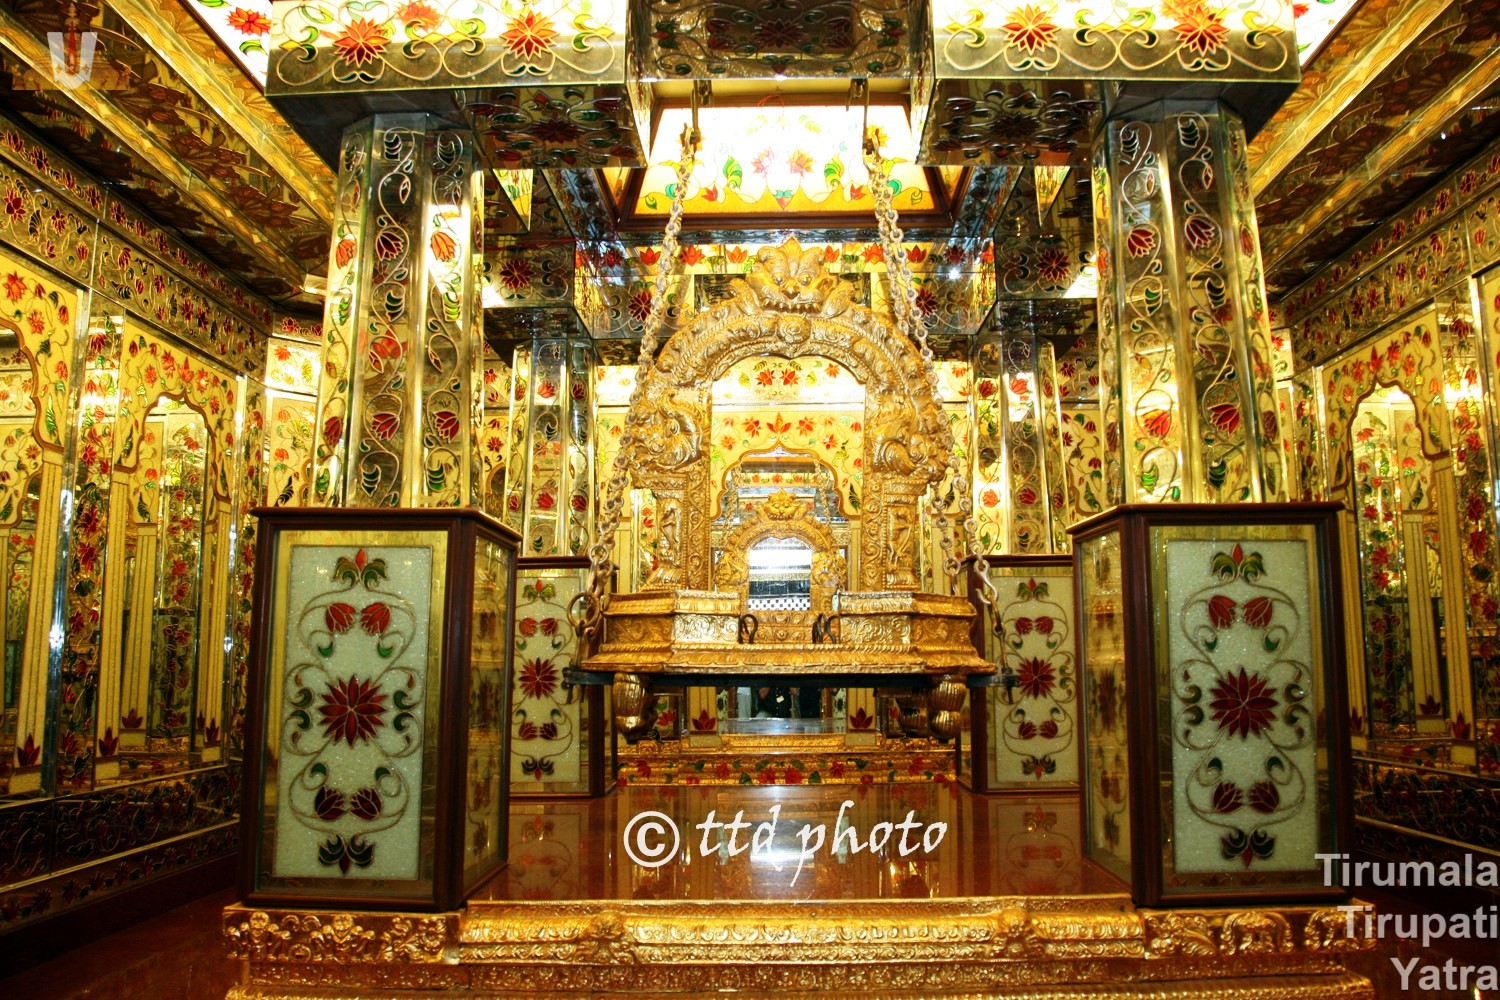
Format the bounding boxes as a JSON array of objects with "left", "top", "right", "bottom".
[
  {"left": 718, "top": 685, "right": 847, "bottom": 730},
  {"left": 1350, "top": 385, "right": 1452, "bottom": 742},
  {"left": 143, "top": 398, "right": 210, "bottom": 758},
  {"left": 747, "top": 536, "right": 813, "bottom": 611},
  {"left": 0, "top": 472, "right": 38, "bottom": 789}
]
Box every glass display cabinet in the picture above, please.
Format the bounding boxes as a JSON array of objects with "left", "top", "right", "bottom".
[
  {"left": 1070, "top": 503, "right": 1353, "bottom": 907},
  {"left": 240, "top": 508, "right": 519, "bottom": 910}
]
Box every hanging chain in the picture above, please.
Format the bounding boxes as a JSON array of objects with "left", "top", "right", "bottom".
[
  {"left": 572, "top": 124, "right": 700, "bottom": 643},
  {"left": 863, "top": 131, "right": 996, "bottom": 608}
]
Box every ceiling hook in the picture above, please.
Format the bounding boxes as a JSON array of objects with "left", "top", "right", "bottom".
[{"left": 689, "top": 80, "right": 712, "bottom": 147}]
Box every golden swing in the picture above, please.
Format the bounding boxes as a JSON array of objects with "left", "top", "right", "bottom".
[{"left": 572, "top": 126, "right": 995, "bottom": 743}]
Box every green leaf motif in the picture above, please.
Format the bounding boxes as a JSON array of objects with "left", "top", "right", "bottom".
[
  {"left": 823, "top": 155, "right": 844, "bottom": 189},
  {"left": 724, "top": 156, "right": 743, "bottom": 190}
]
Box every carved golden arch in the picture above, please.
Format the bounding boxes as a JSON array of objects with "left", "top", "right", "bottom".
[
  {"left": 628, "top": 238, "right": 948, "bottom": 593},
  {"left": 714, "top": 490, "right": 846, "bottom": 613}
]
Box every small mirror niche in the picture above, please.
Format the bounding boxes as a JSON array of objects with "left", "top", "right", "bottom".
[
  {"left": 1350, "top": 385, "right": 1453, "bottom": 740},
  {"left": 143, "top": 401, "right": 210, "bottom": 761},
  {"left": 746, "top": 536, "right": 813, "bottom": 612},
  {"left": 0, "top": 472, "right": 39, "bottom": 789}
]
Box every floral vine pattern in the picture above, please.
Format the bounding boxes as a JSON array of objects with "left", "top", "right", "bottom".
[
  {"left": 273, "top": 1, "right": 624, "bottom": 88},
  {"left": 915, "top": 81, "right": 1100, "bottom": 166},
  {"left": 972, "top": 339, "right": 1064, "bottom": 554},
  {"left": 505, "top": 341, "right": 593, "bottom": 556},
  {"left": 1169, "top": 541, "right": 1317, "bottom": 874},
  {"left": 265, "top": 395, "right": 316, "bottom": 507},
  {"left": 465, "top": 538, "right": 512, "bottom": 876},
  {"left": 1095, "top": 109, "right": 1284, "bottom": 506},
  {"left": 1281, "top": 149, "right": 1500, "bottom": 366},
  {"left": 932, "top": 0, "right": 1296, "bottom": 79},
  {"left": 986, "top": 570, "right": 1077, "bottom": 785},
  {"left": 1098, "top": 118, "right": 1181, "bottom": 502},
  {"left": 1059, "top": 406, "right": 1105, "bottom": 527},
  {"left": 1349, "top": 398, "right": 1427, "bottom": 731},
  {"left": 1428, "top": 301, "right": 1498, "bottom": 770},
  {"left": 510, "top": 568, "right": 585, "bottom": 789},
  {"left": 1174, "top": 112, "right": 1267, "bottom": 502},
  {"left": 276, "top": 546, "right": 430, "bottom": 879},
  {"left": 314, "top": 123, "right": 480, "bottom": 508}
]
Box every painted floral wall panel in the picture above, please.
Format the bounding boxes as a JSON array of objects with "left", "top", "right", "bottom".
[
  {"left": 0, "top": 367, "right": 32, "bottom": 418},
  {"left": 0, "top": 256, "right": 74, "bottom": 457},
  {"left": 984, "top": 564, "right": 1078, "bottom": 787},
  {"left": 1055, "top": 349, "right": 1100, "bottom": 402},
  {"left": 1161, "top": 535, "right": 1321, "bottom": 878},
  {"left": 1350, "top": 398, "right": 1423, "bottom": 731},
  {"left": 596, "top": 409, "right": 656, "bottom": 591},
  {"left": 710, "top": 408, "right": 864, "bottom": 518},
  {"left": 711, "top": 356, "right": 865, "bottom": 407},
  {"left": 634, "top": 104, "right": 934, "bottom": 219},
  {"left": 510, "top": 567, "right": 587, "bottom": 789},
  {"left": 264, "top": 393, "right": 315, "bottom": 507},
  {"left": 271, "top": 539, "right": 442, "bottom": 884},
  {"left": 265, "top": 337, "right": 319, "bottom": 394},
  {"left": 184, "top": 1, "right": 272, "bottom": 85}
]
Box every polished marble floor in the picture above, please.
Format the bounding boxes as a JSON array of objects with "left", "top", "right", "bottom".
[
  {"left": 480, "top": 784, "right": 1123, "bottom": 903},
  {"left": 0, "top": 887, "right": 240, "bottom": 999},
  {"left": 2, "top": 784, "right": 1493, "bottom": 998}
]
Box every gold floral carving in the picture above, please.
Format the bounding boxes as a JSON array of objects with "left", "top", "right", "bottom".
[
  {"left": 1143, "top": 907, "right": 1361, "bottom": 959},
  {"left": 222, "top": 908, "right": 451, "bottom": 963},
  {"left": 628, "top": 238, "right": 949, "bottom": 591},
  {"left": 226, "top": 899, "right": 1376, "bottom": 996}
]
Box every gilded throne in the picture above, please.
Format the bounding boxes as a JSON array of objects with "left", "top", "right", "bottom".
[{"left": 581, "top": 239, "right": 993, "bottom": 741}]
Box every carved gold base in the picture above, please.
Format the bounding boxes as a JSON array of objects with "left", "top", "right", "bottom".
[
  {"left": 584, "top": 589, "right": 991, "bottom": 678},
  {"left": 224, "top": 898, "right": 1377, "bottom": 997},
  {"left": 616, "top": 730, "right": 957, "bottom": 785}
]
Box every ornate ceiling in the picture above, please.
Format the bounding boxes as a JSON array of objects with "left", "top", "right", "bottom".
[{"left": 0, "top": 0, "right": 1495, "bottom": 329}]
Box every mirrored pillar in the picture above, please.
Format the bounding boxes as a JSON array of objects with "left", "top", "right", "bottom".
[
  {"left": 1092, "top": 102, "right": 1287, "bottom": 506},
  {"left": 311, "top": 115, "right": 484, "bottom": 508}
]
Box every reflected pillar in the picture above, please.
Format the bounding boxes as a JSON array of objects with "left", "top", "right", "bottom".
[
  {"left": 1092, "top": 103, "right": 1287, "bottom": 506},
  {"left": 502, "top": 339, "right": 595, "bottom": 556},
  {"left": 973, "top": 330, "right": 1069, "bottom": 555},
  {"left": 310, "top": 115, "right": 483, "bottom": 509}
]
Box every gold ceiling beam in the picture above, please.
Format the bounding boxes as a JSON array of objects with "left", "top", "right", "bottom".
[
  {"left": 0, "top": 6, "right": 309, "bottom": 290},
  {"left": 1248, "top": 0, "right": 1457, "bottom": 196},
  {"left": 1259, "top": 43, "right": 1500, "bottom": 273},
  {"left": 109, "top": 0, "right": 335, "bottom": 225}
]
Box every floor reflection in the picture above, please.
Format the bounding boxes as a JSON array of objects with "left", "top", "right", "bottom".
[{"left": 479, "top": 785, "right": 1123, "bottom": 903}]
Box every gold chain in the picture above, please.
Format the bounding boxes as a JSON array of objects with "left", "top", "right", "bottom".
[
  {"left": 862, "top": 131, "right": 995, "bottom": 607},
  {"left": 573, "top": 125, "right": 700, "bottom": 642}
]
